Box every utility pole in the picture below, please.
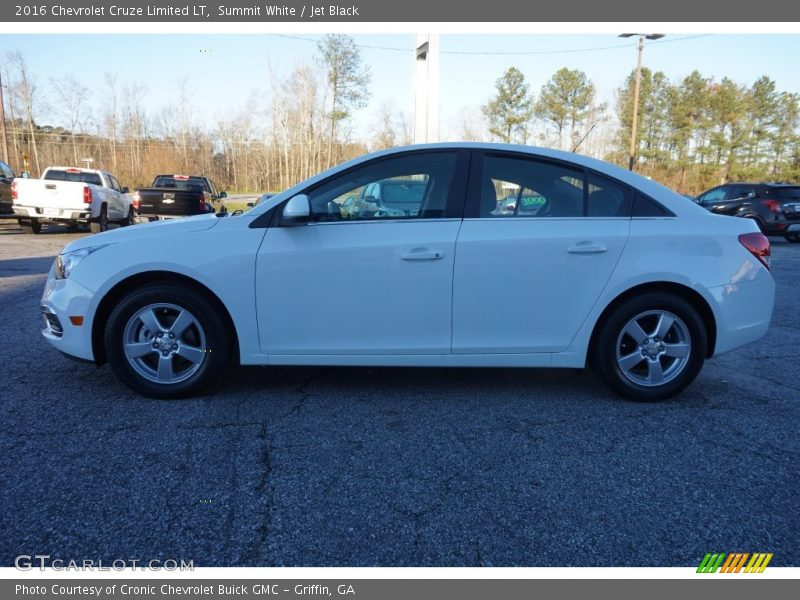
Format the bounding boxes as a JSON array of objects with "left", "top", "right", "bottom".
[
  {"left": 628, "top": 35, "right": 644, "bottom": 171},
  {"left": 0, "top": 70, "right": 9, "bottom": 164},
  {"left": 619, "top": 33, "right": 664, "bottom": 171}
]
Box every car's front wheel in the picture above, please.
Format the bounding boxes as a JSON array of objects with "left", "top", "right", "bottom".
[
  {"left": 592, "top": 292, "right": 707, "bottom": 401},
  {"left": 104, "top": 283, "right": 231, "bottom": 398}
]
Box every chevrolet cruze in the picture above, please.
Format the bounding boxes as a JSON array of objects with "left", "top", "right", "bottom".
[{"left": 40, "top": 144, "right": 775, "bottom": 400}]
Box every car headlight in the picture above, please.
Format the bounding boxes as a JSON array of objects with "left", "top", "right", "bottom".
[{"left": 54, "top": 245, "right": 110, "bottom": 280}]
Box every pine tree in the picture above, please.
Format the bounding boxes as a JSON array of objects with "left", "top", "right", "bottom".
[{"left": 481, "top": 67, "right": 534, "bottom": 144}]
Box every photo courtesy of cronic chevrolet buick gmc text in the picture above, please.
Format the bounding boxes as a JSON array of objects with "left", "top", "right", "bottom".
[{"left": 39, "top": 144, "right": 775, "bottom": 400}]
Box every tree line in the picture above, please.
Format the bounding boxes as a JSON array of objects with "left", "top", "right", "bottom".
[
  {"left": 481, "top": 65, "right": 800, "bottom": 192},
  {"left": 0, "top": 35, "right": 382, "bottom": 191},
  {"left": 2, "top": 37, "right": 798, "bottom": 195}
]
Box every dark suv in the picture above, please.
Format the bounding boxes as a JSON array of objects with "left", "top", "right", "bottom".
[{"left": 695, "top": 182, "right": 800, "bottom": 242}]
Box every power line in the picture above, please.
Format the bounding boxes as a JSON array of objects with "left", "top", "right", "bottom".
[{"left": 268, "top": 33, "right": 713, "bottom": 56}]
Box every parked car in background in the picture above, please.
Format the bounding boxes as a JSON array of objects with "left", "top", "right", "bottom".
[
  {"left": 695, "top": 182, "right": 800, "bottom": 242},
  {"left": 12, "top": 166, "right": 132, "bottom": 234},
  {"left": 133, "top": 175, "right": 225, "bottom": 221},
  {"left": 0, "top": 160, "right": 16, "bottom": 215}
]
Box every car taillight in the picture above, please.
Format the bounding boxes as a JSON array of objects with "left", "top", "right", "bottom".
[
  {"left": 83, "top": 186, "right": 92, "bottom": 204},
  {"left": 199, "top": 194, "right": 206, "bottom": 211},
  {"left": 11, "top": 179, "right": 17, "bottom": 200},
  {"left": 761, "top": 199, "right": 780, "bottom": 214},
  {"left": 739, "top": 232, "right": 770, "bottom": 270},
  {"left": 131, "top": 191, "right": 140, "bottom": 209}
]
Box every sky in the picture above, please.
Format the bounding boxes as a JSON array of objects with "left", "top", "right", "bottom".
[{"left": 2, "top": 33, "right": 800, "bottom": 141}]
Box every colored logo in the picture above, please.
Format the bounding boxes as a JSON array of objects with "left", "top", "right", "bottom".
[{"left": 697, "top": 553, "right": 773, "bottom": 573}]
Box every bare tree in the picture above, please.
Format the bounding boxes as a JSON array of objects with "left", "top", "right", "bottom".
[
  {"left": 103, "top": 73, "right": 119, "bottom": 171},
  {"left": 51, "top": 73, "right": 89, "bottom": 165},
  {"left": 8, "top": 52, "right": 41, "bottom": 175}
]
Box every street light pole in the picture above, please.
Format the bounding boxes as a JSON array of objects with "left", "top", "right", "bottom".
[{"left": 619, "top": 33, "right": 664, "bottom": 171}]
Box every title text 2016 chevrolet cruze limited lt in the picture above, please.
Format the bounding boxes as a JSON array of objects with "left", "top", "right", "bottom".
[{"left": 41, "top": 144, "right": 775, "bottom": 400}]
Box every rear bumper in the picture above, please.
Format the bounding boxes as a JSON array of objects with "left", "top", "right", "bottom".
[
  {"left": 708, "top": 267, "right": 775, "bottom": 356},
  {"left": 13, "top": 205, "right": 91, "bottom": 221}
]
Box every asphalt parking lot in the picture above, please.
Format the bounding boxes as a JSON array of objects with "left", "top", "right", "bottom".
[{"left": 0, "top": 217, "right": 797, "bottom": 567}]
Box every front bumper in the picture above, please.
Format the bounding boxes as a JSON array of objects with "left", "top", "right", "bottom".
[{"left": 40, "top": 264, "right": 98, "bottom": 362}]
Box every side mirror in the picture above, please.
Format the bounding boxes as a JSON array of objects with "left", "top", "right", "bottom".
[
  {"left": 281, "top": 194, "right": 311, "bottom": 226},
  {"left": 121, "top": 186, "right": 130, "bottom": 194},
  {"left": 219, "top": 191, "right": 227, "bottom": 199}
]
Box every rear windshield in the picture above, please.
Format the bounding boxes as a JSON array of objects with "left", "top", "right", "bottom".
[
  {"left": 44, "top": 169, "right": 103, "bottom": 186},
  {"left": 772, "top": 187, "right": 800, "bottom": 200},
  {"left": 153, "top": 176, "right": 209, "bottom": 193}
]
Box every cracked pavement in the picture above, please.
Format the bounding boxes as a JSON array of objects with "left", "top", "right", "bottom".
[{"left": 0, "top": 218, "right": 798, "bottom": 566}]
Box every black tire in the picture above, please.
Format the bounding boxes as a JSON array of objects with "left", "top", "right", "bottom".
[
  {"left": 90, "top": 205, "right": 108, "bottom": 233},
  {"left": 104, "top": 283, "right": 231, "bottom": 399},
  {"left": 119, "top": 207, "right": 134, "bottom": 227},
  {"left": 591, "top": 292, "right": 707, "bottom": 401},
  {"left": 784, "top": 234, "right": 800, "bottom": 243},
  {"left": 18, "top": 218, "right": 41, "bottom": 234}
]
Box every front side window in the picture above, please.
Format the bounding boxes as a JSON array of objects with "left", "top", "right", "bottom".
[{"left": 305, "top": 152, "right": 458, "bottom": 222}]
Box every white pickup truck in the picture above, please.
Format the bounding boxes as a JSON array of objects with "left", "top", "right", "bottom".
[{"left": 12, "top": 166, "right": 133, "bottom": 234}]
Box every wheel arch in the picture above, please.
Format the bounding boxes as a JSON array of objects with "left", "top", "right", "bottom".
[
  {"left": 91, "top": 270, "right": 239, "bottom": 365},
  {"left": 588, "top": 281, "right": 717, "bottom": 361}
]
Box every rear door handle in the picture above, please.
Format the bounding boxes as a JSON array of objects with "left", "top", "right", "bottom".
[
  {"left": 401, "top": 248, "right": 444, "bottom": 261},
  {"left": 568, "top": 242, "right": 607, "bottom": 254}
]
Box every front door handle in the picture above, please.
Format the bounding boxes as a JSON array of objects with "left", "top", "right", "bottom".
[
  {"left": 567, "top": 242, "right": 607, "bottom": 254},
  {"left": 401, "top": 248, "right": 444, "bottom": 261}
]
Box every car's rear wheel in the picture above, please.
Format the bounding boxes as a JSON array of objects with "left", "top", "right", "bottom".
[
  {"left": 592, "top": 292, "right": 707, "bottom": 401},
  {"left": 18, "top": 218, "right": 41, "bottom": 234},
  {"left": 90, "top": 205, "right": 108, "bottom": 233},
  {"left": 784, "top": 233, "right": 800, "bottom": 243},
  {"left": 104, "top": 283, "right": 231, "bottom": 398}
]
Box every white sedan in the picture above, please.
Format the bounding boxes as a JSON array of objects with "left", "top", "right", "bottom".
[{"left": 40, "top": 143, "right": 775, "bottom": 400}]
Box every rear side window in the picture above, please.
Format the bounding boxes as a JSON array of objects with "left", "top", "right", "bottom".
[
  {"left": 587, "top": 173, "right": 633, "bottom": 217},
  {"left": 771, "top": 187, "right": 800, "bottom": 200},
  {"left": 632, "top": 193, "right": 672, "bottom": 217},
  {"left": 479, "top": 155, "right": 584, "bottom": 218},
  {"left": 44, "top": 169, "right": 102, "bottom": 186}
]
